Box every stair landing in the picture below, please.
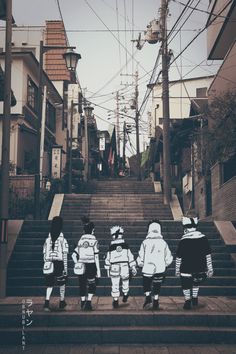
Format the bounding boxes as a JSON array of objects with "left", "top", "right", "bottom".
[{"left": 1, "top": 296, "right": 236, "bottom": 345}]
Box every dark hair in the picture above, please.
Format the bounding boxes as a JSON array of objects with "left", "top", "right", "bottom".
[
  {"left": 50, "top": 216, "right": 63, "bottom": 250},
  {"left": 81, "top": 216, "right": 90, "bottom": 225},
  {"left": 147, "top": 219, "right": 162, "bottom": 231},
  {"left": 84, "top": 222, "right": 95, "bottom": 234}
]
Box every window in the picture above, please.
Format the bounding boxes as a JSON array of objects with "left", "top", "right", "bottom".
[
  {"left": 222, "top": 154, "right": 236, "bottom": 184},
  {"left": 27, "top": 77, "right": 38, "bottom": 112},
  {"left": 196, "top": 87, "right": 207, "bottom": 98},
  {"left": 46, "top": 100, "right": 56, "bottom": 133},
  {"left": 24, "top": 151, "right": 36, "bottom": 174}
]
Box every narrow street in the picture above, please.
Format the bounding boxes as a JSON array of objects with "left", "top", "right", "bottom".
[{"left": 0, "top": 0, "right": 236, "bottom": 352}]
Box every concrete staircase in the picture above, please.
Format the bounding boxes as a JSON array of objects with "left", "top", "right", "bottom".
[
  {"left": 3, "top": 179, "right": 236, "bottom": 344},
  {"left": 6, "top": 221, "right": 236, "bottom": 296}
]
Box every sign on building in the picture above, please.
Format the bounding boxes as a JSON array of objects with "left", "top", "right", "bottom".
[
  {"left": 147, "top": 111, "right": 153, "bottom": 138},
  {"left": 99, "top": 136, "right": 106, "bottom": 151},
  {"left": 51, "top": 146, "right": 62, "bottom": 179}
]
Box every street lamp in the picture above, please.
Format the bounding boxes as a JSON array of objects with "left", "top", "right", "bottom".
[
  {"left": 34, "top": 40, "right": 81, "bottom": 219},
  {"left": 83, "top": 104, "right": 94, "bottom": 182},
  {"left": 63, "top": 49, "right": 81, "bottom": 71}
]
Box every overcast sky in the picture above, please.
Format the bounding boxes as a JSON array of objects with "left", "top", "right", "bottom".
[{"left": 8, "top": 0, "right": 220, "bottom": 153}]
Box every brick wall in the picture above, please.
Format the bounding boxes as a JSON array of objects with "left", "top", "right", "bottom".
[
  {"left": 211, "top": 163, "right": 236, "bottom": 220},
  {"left": 9, "top": 175, "right": 35, "bottom": 198},
  {"left": 45, "top": 21, "right": 71, "bottom": 81}
]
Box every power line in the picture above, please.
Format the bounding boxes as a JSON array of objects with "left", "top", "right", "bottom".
[
  {"left": 172, "top": 0, "right": 236, "bottom": 20},
  {"left": 86, "top": 99, "right": 137, "bottom": 121},
  {"left": 84, "top": 0, "right": 149, "bottom": 75},
  {"left": 173, "top": 50, "right": 236, "bottom": 86},
  {"left": 100, "top": 0, "right": 140, "bottom": 30},
  {"left": 137, "top": 0, "right": 198, "bottom": 119},
  {"left": 169, "top": 0, "right": 234, "bottom": 69},
  {"left": 167, "top": 0, "right": 194, "bottom": 40},
  {"left": 94, "top": 113, "right": 116, "bottom": 127},
  {"left": 55, "top": 0, "right": 70, "bottom": 45},
  {"left": 137, "top": 0, "right": 233, "bottom": 128},
  {"left": 115, "top": 0, "right": 122, "bottom": 71},
  {"left": 89, "top": 50, "right": 139, "bottom": 98},
  {"left": 0, "top": 26, "right": 205, "bottom": 32},
  {"left": 123, "top": 0, "right": 128, "bottom": 76},
  {"left": 168, "top": 0, "right": 201, "bottom": 45}
]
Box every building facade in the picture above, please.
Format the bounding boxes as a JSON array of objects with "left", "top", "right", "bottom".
[
  {"left": 0, "top": 21, "right": 81, "bottom": 184},
  {"left": 193, "top": 0, "right": 236, "bottom": 220}
]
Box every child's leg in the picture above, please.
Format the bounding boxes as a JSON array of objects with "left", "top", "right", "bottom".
[
  {"left": 152, "top": 273, "right": 165, "bottom": 299},
  {"left": 122, "top": 278, "right": 129, "bottom": 295},
  {"left": 111, "top": 276, "right": 120, "bottom": 300},
  {"left": 181, "top": 275, "right": 193, "bottom": 309},
  {"left": 78, "top": 274, "right": 87, "bottom": 300},
  {"left": 143, "top": 275, "right": 152, "bottom": 296},
  {"left": 192, "top": 286, "right": 199, "bottom": 298},
  {"left": 59, "top": 284, "right": 66, "bottom": 301},
  {"left": 87, "top": 263, "right": 98, "bottom": 302},
  {"left": 121, "top": 264, "right": 129, "bottom": 296},
  {"left": 87, "top": 277, "right": 96, "bottom": 300},
  {"left": 143, "top": 275, "right": 152, "bottom": 308},
  {"left": 46, "top": 287, "right": 53, "bottom": 300},
  {"left": 44, "top": 286, "right": 53, "bottom": 311}
]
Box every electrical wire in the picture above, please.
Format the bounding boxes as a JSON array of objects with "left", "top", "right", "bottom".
[
  {"left": 169, "top": 0, "right": 234, "bottom": 70},
  {"left": 94, "top": 113, "right": 116, "bottom": 127},
  {"left": 136, "top": 0, "right": 231, "bottom": 123},
  {"left": 168, "top": 0, "right": 201, "bottom": 45},
  {"left": 89, "top": 49, "right": 139, "bottom": 99},
  {"left": 115, "top": 0, "right": 122, "bottom": 71},
  {"left": 55, "top": 0, "right": 69, "bottom": 45},
  {"left": 136, "top": 0, "right": 198, "bottom": 119},
  {"left": 84, "top": 0, "right": 149, "bottom": 75},
  {"left": 172, "top": 0, "right": 236, "bottom": 20},
  {"left": 100, "top": 0, "right": 140, "bottom": 30},
  {"left": 124, "top": 0, "right": 128, "bottom": 76},
  {"left": 132, "top": 0, "right": 134, "bottom": 76},
  {"left": 173, "top": 50, "right": 236, "bottom": 86},
  {"left": 167, "top": 0, "right": 194, "bottom": 40}
]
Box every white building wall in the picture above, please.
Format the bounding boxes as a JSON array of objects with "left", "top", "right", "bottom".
[
  {"left": 0, "top": 27, "right": 43, "bottom": 60},
  {"left": 150, "top": 76, "right": 214, "bottom": 136},
  {"left": 0, "top": 58, "right": 24, "bottom": 115}
]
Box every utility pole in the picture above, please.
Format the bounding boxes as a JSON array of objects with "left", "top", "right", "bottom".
[
  {"left": 135, "top": 70, "right": 141, "bottom": 181},
  {"left": 34, "top": 40, "right": 44, "bottom": 219},
  {"left": 123, "top": 121, "right": 126, "bottom": 169},
  {"left": 0, "top": 0, "right": 12, "bottom": 298},
  {"left": 68, "top": 99, "right": 73, "bottom": 193},
  {"left": 161, "top": 0, "right": 171, "bottom": 204},
  {"left": 116, "top": 91, "right": 120, "bottom": 157},
  {"left": 39, "top": 86, "right": 47, "bottom": 187},
  {"left": 84, "top": 106, "right": 89, "bottom": 182}
]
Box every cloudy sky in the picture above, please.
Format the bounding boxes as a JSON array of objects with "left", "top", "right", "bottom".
[{"left": 8, "top": 0, "right": 220, "bottom": 153}]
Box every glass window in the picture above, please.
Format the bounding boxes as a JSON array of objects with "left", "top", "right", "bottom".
[
  {"left": 46, "top": 100, "right": 56, "bottom": 133},
  {"left": 222, "top": 154, "right": 236, "bottom": 184},
  {"left": 27, "top": 77, "right": 38, "bottom": 112}
]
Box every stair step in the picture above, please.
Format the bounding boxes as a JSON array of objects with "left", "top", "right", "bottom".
[
  {"left": 9, "top": 252, "right": 231, "bottom": 261},
  {"left": 7, "top": 276, "right": 236, "bottom": 286},
  {"left": 1, "top": 325, "right": 236, "bottom": 344},
  {"left": 6, "top": 285, "right": 236, "bottom": 296},
  {"left": 1, "top": 312, "right": 236, "bottom": 328},
  {"left": 7, "top": 268, "right": 236, "bottom": 277}
]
